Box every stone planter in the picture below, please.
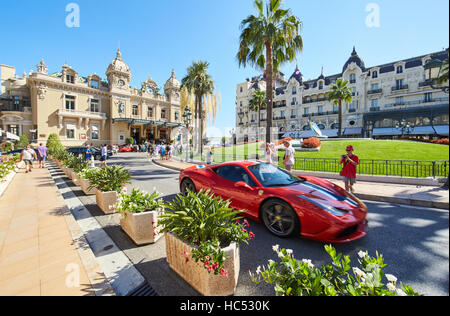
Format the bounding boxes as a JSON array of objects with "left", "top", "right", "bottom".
[
  {"left": 95, "top": 189, "right": 118, "bottom": 214},
  {"left": 120, "top": 209, "right": 163, "bottom": 245},
  {"left": 71, "top": 171, "right": 80, "bottom": 186},
  {"left": 80, "top": 178, "right": 96, "bottom": 195},
  {"left": 65, "top": 168, "right": 74, "bottom": 178},
  {"left": 165, "top": 232, "right": 240, "bottom": 296}
]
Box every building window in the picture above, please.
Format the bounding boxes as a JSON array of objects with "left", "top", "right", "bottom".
[
  {"left": 396, "top": 79, "right": 404, "bottom": 90},
  {"left": 8, "top": 125, "right": 19, "bottom": 135},
  {"left": 240, "top": 87, "right": 243, "bottom": 93},
  {"left": 147, "top": 107, "right": 153, "bottom": 118},
  {"left": 424, "top": 92, "right": 433, "bottom": 102},
  {"left": 91, "top": 125, "right": 99, "bottom": 140},
  {"left": 175, "top": 111, "right": 179, "bottom": 121},
  {"left": 161, "top": 109, "right": 166, "bottom": 119},
  {"left": 304, "top": 108, "right": 309, "bottom": 115},
  {"left": 395, "top": 96, "right": 404, "bottom": 105},
  {"left": 371, "top": 99, "right": 379, "bottom": 108},
  {"left": 65, "top": 95, "right": 75, "bottom": 110},
  {"left": 132, "top": 105, "right": 139, "bottom": 116},
  {"left": 319, "top": 81, "right": 324, "bottom": 90},
  {"left": 292, "top": 87, "right": 297, "bottom": 95},
  {"left": 318, "top": 105, "right": 324, "bottom": 114},
  {"left": 66, "top": 124, "right": 76, "bottom": 139},
  {"left": 372, "top": 71, "right": 378, "bottom": 79},
  {"left": 396, "top": 66, "right": 403, "bottom": 74},
  {"left": 349, "top": 74, "right": 356, "bottom": 84},
  {"left": 333, "top": 105, "right": 339, "bottom": 113},
  {"left": 371, "top": 83, "right": 379, "bottom": 90},
  {"left": 90, "top": 99, "right": 99, "bottom": 113},
  {"left": 66, "top": 75, "right": 75, "bottom": 84},
  {"left": 90, "top": 80, "right": 99, "bottom": 89},
  {"left": 349, "top": 101, "right": 356, "bottom": 112}
]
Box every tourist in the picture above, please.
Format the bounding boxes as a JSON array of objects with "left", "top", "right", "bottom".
[
  {"left": 205, "top": 146, "right": 213, "bottom": 165},
  {"left": 20, "top": 145, "right": 37, "bottom": 174},
  {"left": 85, "top": 145, "right": 93, "bottom": 161},
  {"left": 100, "top": 144, "right": 108, "bottom": 167},
  {"left": 339, "top": 145, "right": 359, "bottom": 193},
  {"left": 160, "top": 144, "right": 166, "bottom": 160},
  {"left": 282, "top": 140, "right": 295, "bottom": 172},
  {"left": 265, "top": 143, "right": 277, "bottom": 165},
  {"left": 37, "top": 143, "right": 47, "bottom": 168}
]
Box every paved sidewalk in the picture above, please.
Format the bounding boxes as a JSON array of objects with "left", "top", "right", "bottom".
[
  {"left": 0, "top": 164, "right": 113, "bottom": 296},
  {"left": 153, "top": 159, "right": 449, "bottom": 210}
]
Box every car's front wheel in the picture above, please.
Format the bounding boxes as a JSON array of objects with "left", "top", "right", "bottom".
[
  {"left": 180, "top": 178, "right": 196, "bottom": 195},
  {"left": 261, "top": 199, "right": 300, "bottom": 238}
]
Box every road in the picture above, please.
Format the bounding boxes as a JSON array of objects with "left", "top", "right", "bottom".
[{"left": 77, "top": 152, "right": 449, "bottom": 296}]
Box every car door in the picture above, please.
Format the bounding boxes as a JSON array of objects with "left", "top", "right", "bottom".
[{"left": 212, "top": 165, "right": 258, "bottom": 213}]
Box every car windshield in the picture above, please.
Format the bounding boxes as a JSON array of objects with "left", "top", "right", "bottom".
[{"left": 247, "top": 163, "right": 305, "bottom": 187}]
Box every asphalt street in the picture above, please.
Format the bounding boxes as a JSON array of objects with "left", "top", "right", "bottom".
[{"left": 73, "top": 152, "right": 449, "bottom": 296}]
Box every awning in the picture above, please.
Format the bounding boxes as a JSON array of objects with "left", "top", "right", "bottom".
[
  {"left": 6, "top": 132, "right": 20, "bottom": 141},
  {"left": 409, "top": 126, "right": 435, "bottom": 135},
  {"left": 434, "top": 125, "right": 449, "bottom": 136},
  {"left": 66, "top": 124, "right": 76, "bottom": 130},
  {"left": 91, "top": 125, "right": 99, "bottom": 131},
  {"left": 343, "top": 128, "right": 362, "bottom": 136},
  {"left": 372, "top": 128, "right": 402, "bottom": 136},
  {"left": 322, "top": 129, "right": 338, "bottom": 137}
]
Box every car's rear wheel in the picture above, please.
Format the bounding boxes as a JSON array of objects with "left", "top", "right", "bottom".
[
  {"left": 180, "top": 178, "right": 196, "bottom": 195},
  {"left": 261, "top": 199, "right": 300, "bottom": 238}
]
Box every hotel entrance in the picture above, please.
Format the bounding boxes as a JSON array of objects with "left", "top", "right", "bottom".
[{"left": 131, "top": 126, "right": 141, "bottom": 144}]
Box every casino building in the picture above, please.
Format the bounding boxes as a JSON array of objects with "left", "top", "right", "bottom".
[
  {"left": 0, "top": 49, "right": 183, "bottom": 146},
  {"left": 236, "top": 47, "right": 449, "bottom": 141}
]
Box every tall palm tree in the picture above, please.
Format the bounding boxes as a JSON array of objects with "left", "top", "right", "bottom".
[
  {"left": 181, "top": 61, "right": 215, "bottom": 155},
  {"left": 437, "top": 55, "right": 449, "bottom": 85},
  {"left": 328, "top": 79, "right": 353, "bottom": 138},
  {"left": 237, "top": 0, "right": 303, "bottom": 144},
  {"left": 248, "top": 89, "right": 267, "bottom": 140}
]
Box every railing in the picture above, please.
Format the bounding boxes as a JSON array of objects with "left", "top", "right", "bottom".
[
  {"left": 367, "top": 88, "right": 383, "bottom": 95},
  {"left": 392, "top": 85, "right": 409, "bottom": 92},
  {"left": 192, "top": 153, "right": 449, "bottom": 179}
]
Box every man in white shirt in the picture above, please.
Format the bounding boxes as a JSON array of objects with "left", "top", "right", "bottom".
[
  {"left": 20, "top": 145, "right": 37, "bottom": 174},
  {"left": 283, "top": 140, "right": 296, "bottom": 172}
]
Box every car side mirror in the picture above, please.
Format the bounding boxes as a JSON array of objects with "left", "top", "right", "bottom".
[{"left": 235, "top": 181, "right": 254, "bottom": 190}]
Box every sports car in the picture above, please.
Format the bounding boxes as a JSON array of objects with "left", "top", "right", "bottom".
[
  {"left": 179, "top": 161, "right": 368, "bottom": 243},
  {"left": 119, "top": 146, "right": 133, "bottom": 152}
]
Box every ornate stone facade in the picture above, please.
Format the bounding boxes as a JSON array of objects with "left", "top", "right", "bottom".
[
  {"left": 236, "top": 48, "right": 449, "bottom": 141},
  {"left": 0, "top": 49, "right": 183, "bottom": 146}
]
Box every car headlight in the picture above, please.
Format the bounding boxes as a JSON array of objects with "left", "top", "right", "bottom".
[{"left": 297, "top": 195, "right": 348, "bottom": 217}]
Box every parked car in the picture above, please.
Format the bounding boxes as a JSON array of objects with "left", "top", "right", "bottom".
[
  {"left": 67, "top": 147, "right": 113, "bottom": 160},
  {"left": 3, "top": 148, "right": 39, "bottom": 156},
  {"left": 118, "top": 145, "right": 134, "bottom": 152},
  {"left": 178, "top": 161, "right": 368, "bottom": 243}
]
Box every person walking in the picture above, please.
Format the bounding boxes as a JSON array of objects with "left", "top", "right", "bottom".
[
  {"left": 37, "top": 143, "right": 47, "bottom": 168},
  {"left": 339, "top": 145, "right": 359, "bottom": 193},
  {"left": 282, "top": 140, "right": 296, "bottom": 172},
  {"left": 99, "top": 144, "right": 108, "bottom": 167},
  {"left": 20, "top": 145, "right": 37, "bottom": 173}
]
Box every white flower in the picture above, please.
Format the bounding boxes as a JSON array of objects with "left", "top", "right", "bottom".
[
  {"left": 286, "top": 249, "right": 293, "bottom": 255},
  {"left": 395, "top": 288, "right": 407, "bottom": 296},
  {"left": 256, "top": 266, "right": 262, "bottom": 275},
  {"left": 387, "top": 282, "right": 396, "bottom": 292},
  {"left": 272, "top": 245, "right": 279, "bottom": 252},
  {"left": 352, "top": 267, "right": 367, "bottom": 279},
  {"left": 302, "top": 259, "right": 314, "bottom": 269},
  {"left": 358, "top": 250, "right": 368, "bottom": 258},
  {"left": 385, "top": 274, "right": 397, "bottom": 283},
  {"left": 268, "top": 259, "right": 275, "bottom": 265}
]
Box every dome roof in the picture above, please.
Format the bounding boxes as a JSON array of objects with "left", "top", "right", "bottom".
[
  {"left": 164, "top": 69, "right": 180, "bottom": 91},
  {"left": 342, "top": 47, "right": 365, "bottom": 73},
  {"left": 107, "top": 49, "right": 130, "bottom": 75}
]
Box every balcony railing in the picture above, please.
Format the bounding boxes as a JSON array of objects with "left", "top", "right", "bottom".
[
  {"left": 385, "top": 97, "right": 449, "bottom": 108},
  {"left": 392, "top": 84, "right": 409, "bottom": 92},
  {"left": 58, "top": 108, "right": 107, "bottom": 119},
  {"left": 367, "top": 88, "right": 383, "bottom": 95}
]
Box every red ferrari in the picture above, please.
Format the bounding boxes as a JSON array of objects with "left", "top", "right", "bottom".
[
  {"left": 179, "top": 161, "right": 368, "bottom": 243},
  {"left": 119, "top": 146, "right": 133, "bottom": 152}
]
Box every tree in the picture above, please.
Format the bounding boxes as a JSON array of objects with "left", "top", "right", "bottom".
[
  {"left": 237, "top": 0, "right": 303, "bottom": 144},
  {"left": 437, "top": 55, "right": 449, "bottom": 85},
  {"left": 181, "top": 61, "right": 217, "bottom": 155},
  {"left": 327, "top": 79, "right": 353, "bottom": 138},
  {"left": 248, "top": 89, "right": 267, "bottom": 141},
  {"left": 15, "top": 135, "right": 29, "bottom": 148}
]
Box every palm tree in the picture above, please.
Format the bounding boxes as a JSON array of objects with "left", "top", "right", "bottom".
[
  {"left": 328, "top": 79, "right": 353, "bottom": 138},
  {"left": 248, "top": 89, "right": 267, "bottom": 141},
  {"left": 181, "top": 61, "right": 215, "bottom": 155},
  {"left": 437, "top": 55, "right": 449, "bottom": 85},
  {"left": 237, "top": 0, "right": 303, "bottom": 144}
]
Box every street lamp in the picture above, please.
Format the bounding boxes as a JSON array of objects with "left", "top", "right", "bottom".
[
  {"left": 395, "top": 119, "right": 415, "bottom": 137},
  {"left": 182, "top": 108, "right": 192, "bottom": 162},
  {"left": 424, "top": 58, "right": 449, "bottom": 189}
]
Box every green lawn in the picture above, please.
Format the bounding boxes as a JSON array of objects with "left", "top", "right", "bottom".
[
  {"left": 212, "top": 140, "right": 449, "bottom": 161},
  {"left": 208, "top": 140, "right": 449, "bottom": 178}
]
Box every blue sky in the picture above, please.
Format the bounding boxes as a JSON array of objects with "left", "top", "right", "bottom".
[{"left": 1, "top": 0, "right": 448, "bottom": 137}]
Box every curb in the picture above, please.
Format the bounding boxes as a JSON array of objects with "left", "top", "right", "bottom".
[
  {"left": 152, "top": 160, "right": 449, "bottom": 210},
  {"left": 0, "top": 171, "right": 16, "bottom": 198}
]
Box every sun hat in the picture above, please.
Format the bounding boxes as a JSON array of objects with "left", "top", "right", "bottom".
[{"left": 346, "top": 145, "right": 354, "bottom": 151}]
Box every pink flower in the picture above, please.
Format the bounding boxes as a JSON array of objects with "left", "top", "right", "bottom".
[
  {"left": 243, "top": 220, "right": 249, "bottom": 227},
  {"left": 249, "top": 232, "right": 255, "bottom": 240},
  {"left": 185, "top": 257, "right": 189, "bottom": 263},
  {"left": 220, "top": 268, "right": 229, "bottom": 277}
]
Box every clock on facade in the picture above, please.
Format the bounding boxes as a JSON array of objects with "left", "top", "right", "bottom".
[{"left": 118, "top": 79, "right": 125, "bottom": 86}]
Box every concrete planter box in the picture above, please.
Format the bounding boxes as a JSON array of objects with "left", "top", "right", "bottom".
[
  {"left": 65, "top": 168, "right": 74, "bottom": 178},
  {"left": 120, "top": 209, "right": 163, "bottom": 246},
  {"left": 165, "top": 232, "right": 240, "bottom": 296},
  {"left": 71, "top": 171, "right": 80, "bottom": 186},
  {"left": 95, "top": 189, "right": 118, "bottom": 214},
  {"left": 80, "top": 178, "right": 96, "bottom": 195}
]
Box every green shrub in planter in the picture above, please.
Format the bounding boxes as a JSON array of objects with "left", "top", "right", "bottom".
[
  {"left": 249, "top": 245, "right": 420, "bottom": 296},
  {"left": 115, "top": 188, "right": 164, "bottom": 214},
  {"left": 87, "top": 165, "right": 131, "bottom": 193},
  {"left": 159, "top": 189, "right": 254, "bottom": 275}
]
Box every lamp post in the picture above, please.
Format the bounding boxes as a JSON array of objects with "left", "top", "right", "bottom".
[
  {"left": 424, "top": 58, "right": 449, "bottom": 189},
  {"left": 182, "top": 108, "right": 192, "bottom": 162},
  {"left": 395, "top": 119, "right": 415, "bottom": 137}
]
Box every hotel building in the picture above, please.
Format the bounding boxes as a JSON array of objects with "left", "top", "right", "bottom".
[
  {"left": 0, "top": 49, "right": 183, "bottom": 146},
  {"left": 236, "top": 47, "right": 449, "bottom": 141}
]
